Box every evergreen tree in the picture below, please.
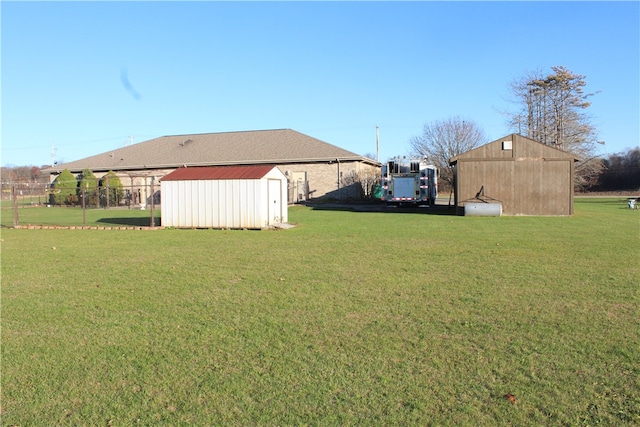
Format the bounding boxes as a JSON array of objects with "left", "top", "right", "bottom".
[
  {"left": 506, "top": 66, "right": 604, "bottom": 189},
  {"left": 79, "top": 168, "right": 99, "bottom": 207},
  {"left": 100, "top": 171, "right": 124, "bottom": 207},
  {"left": 51, "top": 169, "right": 78, "bottom": 205}
]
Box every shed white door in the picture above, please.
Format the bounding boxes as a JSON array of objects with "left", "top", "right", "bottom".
[{"left": 268, "top": 179, "right": 282, "bottom": 224}]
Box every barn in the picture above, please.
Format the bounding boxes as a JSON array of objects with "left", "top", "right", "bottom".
[
  {"left": 161, "top": 165, "right": 287, "bottom": 229},
  {"left": 449, "top": 134, "right": 578, "bottom": 216}
]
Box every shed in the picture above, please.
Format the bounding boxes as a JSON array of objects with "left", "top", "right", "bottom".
[
  {"left": 160, "top": 165, "right": 288, "bottom": 229},
  {"left": 449, "top": 134, "right": 578, "bottom": 216}
]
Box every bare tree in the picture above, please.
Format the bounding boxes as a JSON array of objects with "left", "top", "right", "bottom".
[
  {"left": 409, "top": 116, "right": 488, "bottom": 190},
  {"left": 0, "top": 165, "right": 48, "bottom": 200},
  {"left": 362, "top": 152, "right": 378, "bottom": 162},
  {"left": 505, "top": 66, "right": 605, "bottom": 189},
  {"left": 341, "top": 168, "right": 381, "bottom": 199}
]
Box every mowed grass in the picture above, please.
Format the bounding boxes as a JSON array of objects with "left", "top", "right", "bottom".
[
  {"left": 1, "top": 199, "right": 638, "bottom": 425},
  {"left": 0, "top": 204, "right": 158, "bottom": 228}
]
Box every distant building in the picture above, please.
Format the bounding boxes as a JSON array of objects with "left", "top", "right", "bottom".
[
  {"left": 42, "top": 129, "right": 380, "bottom": 204},
  {"left": 449, "top": 134, "right": 578, "bottom": 216}
]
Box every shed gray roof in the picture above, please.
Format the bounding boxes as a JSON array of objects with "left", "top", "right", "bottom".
[{"left": 44, "top": 129, "right": 377, "bottom": 173}]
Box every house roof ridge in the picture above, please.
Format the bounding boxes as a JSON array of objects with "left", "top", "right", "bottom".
[{"left": 161, "top": 128, "right": 293, "bottom": 138}]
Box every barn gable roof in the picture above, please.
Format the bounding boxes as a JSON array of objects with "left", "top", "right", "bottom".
[
  {"left": 43, "top": 129, "right": 375, "bottom": 174},
  {"left": 449, "top": 133, "right": 579, "bottom": 165},
  {"left": 162, "top": 165, "right": 278, "bottom": 181}
]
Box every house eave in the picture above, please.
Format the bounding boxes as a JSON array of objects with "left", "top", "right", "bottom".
[{"left": 44, "top": 156, "right": 380, "bottom": 175}]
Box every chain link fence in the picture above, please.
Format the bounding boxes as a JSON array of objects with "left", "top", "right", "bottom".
[
  {"left": 3, "top": 181, "right": 159, "bottom": 228},
  {"left": 3, "top": 176, "right": 374, "bottom": 228},
  {"left": 3, "top": 179, "right": 310, "bottom": 228}
]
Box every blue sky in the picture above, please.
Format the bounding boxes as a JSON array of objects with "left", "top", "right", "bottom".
[{"left": 2, "top": 1, "right": 638, "bottom": 167}]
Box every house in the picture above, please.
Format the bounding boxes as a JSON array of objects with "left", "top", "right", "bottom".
[
  {"left": 42, "top": 129, "right": 380, "bottom": 205},
  {"left": 449, "top": 134, "right": 578, "bottom": 216},
  {"left": 161, "top": 165, "right": 287, "bottom": 229}
]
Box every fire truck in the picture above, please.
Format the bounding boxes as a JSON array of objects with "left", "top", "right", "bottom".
[{"left": 381, "top": 157, "right": 438, "bottom": 206}]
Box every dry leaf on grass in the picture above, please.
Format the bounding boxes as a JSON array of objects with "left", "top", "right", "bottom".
[{"left": 503, "top": 393, "right": 517, "bottom": 403}]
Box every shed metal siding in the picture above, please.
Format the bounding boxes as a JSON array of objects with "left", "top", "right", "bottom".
[
  {"left": 162, "top": 179, "right": 266, "bottom": 228},
  {"left": 161, "top": 166, "right": 287, "bottom": 228}
]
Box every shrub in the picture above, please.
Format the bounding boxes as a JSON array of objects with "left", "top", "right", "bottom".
[
  {"left": 79, "top": 169, "right": 99, "bottom": 207},
  {"left": 50, "top": 169, "right": 77, "bottom": 205},
  {"left": 99, "top": 171, "right": 124, "bottom": 207}
]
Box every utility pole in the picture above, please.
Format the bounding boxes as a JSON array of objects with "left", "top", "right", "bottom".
[
  {"left": 375, "top": 125, "right": 379, "bottom": 162},
  {"left": 51, "top": 142, "right": 56, "bottom": 167}
]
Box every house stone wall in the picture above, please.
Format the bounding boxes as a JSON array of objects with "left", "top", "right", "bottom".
[
  {"left": 278, "top": 160, "right": 380, "bottom": 200},
  {"left": 53, "top": 160, "right": 380, "bottom": 207}
]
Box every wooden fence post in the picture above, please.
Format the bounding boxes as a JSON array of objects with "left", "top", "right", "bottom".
[
  {"left": 150, "top": 178, "right": 155, "bottom": 227},
  {"left": 12, "top": 186, "right": 19, "bottom": 227}
]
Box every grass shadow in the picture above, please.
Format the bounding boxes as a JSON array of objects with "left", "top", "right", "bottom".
[
  {"left": 306, "top": 201, "right": 459, "bottom": 216},
  {"left": 97, "top": 217, "right": 160, "bottom": 227}
]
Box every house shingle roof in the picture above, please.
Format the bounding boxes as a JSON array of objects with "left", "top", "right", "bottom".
[{"left": 44, "top": 129, "right": 374, "bottom": 173}]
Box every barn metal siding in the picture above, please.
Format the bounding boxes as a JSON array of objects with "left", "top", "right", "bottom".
[
  {"left": 161, "top": 166, "right": 287, "bottom": 228},
  {"left": 451, "top": 134, "right": 576, "bottom": 216}
]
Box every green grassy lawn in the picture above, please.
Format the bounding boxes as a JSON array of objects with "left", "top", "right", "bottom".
[
  {"left": 1, "top": 204, "right": 158, "bottom": 228},
  {"left": 1, "top": 199, "right": 638, "bottom": 425}
]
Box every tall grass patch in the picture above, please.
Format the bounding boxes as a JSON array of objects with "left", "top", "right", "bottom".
[{"left": 2, "top": 198, "right": 638, "bottom": 425}]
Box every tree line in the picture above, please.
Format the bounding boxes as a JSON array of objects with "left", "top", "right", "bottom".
[{"left": 592, "top": 148, "right": 640, "bottom": 192}]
